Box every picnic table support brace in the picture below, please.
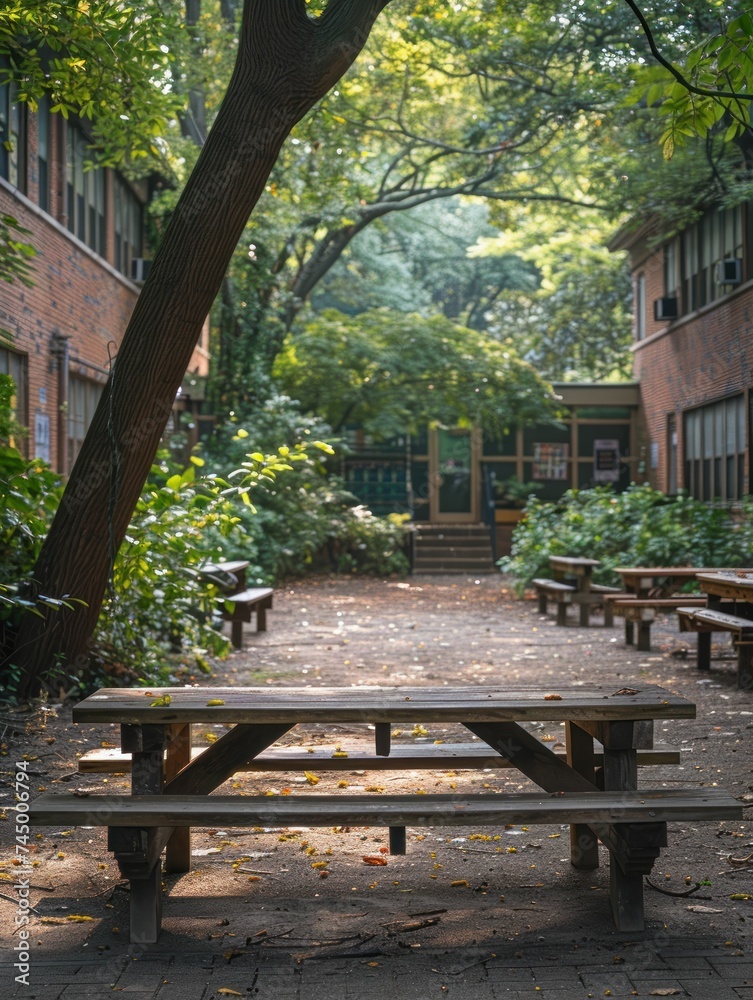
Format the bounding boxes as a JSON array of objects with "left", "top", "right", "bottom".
[{"left": 566, "top": 722, "right": 599, "bottom": 870}]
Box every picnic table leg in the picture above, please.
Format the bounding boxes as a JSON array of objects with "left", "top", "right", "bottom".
[
  {"left": 231, "top": 619, "right": 244, "bottom": 648},
  {"left": 123, "top": 725, "right": 167, "bottom": 943},
  {"left": 565, "top": 722, "right": 599, "bottom": 870},
  {"left": 625, "top": 620, "right": 634, "bottom": 645},
  {"left": 256, "top": 604, "right": 267, "bottom": 632},
  {"left": 389, "top": 827, "right": 407, "bottom": 854},
  {"left": 736, "top": 638, "right": 753, "bottom": 691},
  {"left": 538, "top": 592, "right": 547, "bottom": 614},
  {"left": 697, "top": 632, "right": 711, "bottom": 670},
  {"left": 603, "top": 602, "right": 614, "bottom": 628},
  {"left": 129, "top": 860, "right": 163, "bottom": 945},
  {"left": 165, "top": 724, "right": 192, "bottom": 874},
  {"left": 602, "top": 745, "right": 645, "bottom": 931},
  {"left": 636, "top": 620, "right": 652, "bottom": 652},
  {"left": 556, "top": 602, "right": 568, "bottom": 627}
]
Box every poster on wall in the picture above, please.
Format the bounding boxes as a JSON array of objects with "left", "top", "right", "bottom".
[
  {"left": 34, "top": 412, "right": 51, "bottom": 464},
  {"left": 532, "top": 443, "right": 569, "bottom": 480},
  {"left": 593, "top": 439, "right": 620, "bottom": 482}
]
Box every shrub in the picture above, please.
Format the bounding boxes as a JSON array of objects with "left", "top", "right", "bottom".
[
  {"left": 500, "top": 483, "right": 753, "bottom": 595},
  {"left": 202, "top": 394, "right": 411, "bottom": 580}
]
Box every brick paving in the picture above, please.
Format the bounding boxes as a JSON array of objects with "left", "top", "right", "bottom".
[{"left": 2, "top": 575, "right": 752, "bottom": 998}]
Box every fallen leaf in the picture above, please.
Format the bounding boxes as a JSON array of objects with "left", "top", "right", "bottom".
[
  {"left": 613, "top": 687, "right": 641, "bottom": 696},
  {"left": 649, "top": 991, "right": 681, "bottom": 997},
  {"left": 687, "top": 904, "right": 723, "bottom": 913},
  {"left": 544, "top": 693, "right": 562, "bottom": 701},
  {"left": 729, "top": 893, "right": 753, "bottom": 900},
  {"left": 450, "top": 880, "right": 470, "bottom": 887},
  {"left": 66, "top": 915, "right": 94, "bottom": 922},
  {"left": 332, "top": 751, "right": 348, "bottom": 758},
  {"left": 206, "top": 699, "right": 225, "bottom": 707},
  {"left": 303, "top": 771, "right": 319, "bottom": 785},
  {"left": 363, "top": 856, "right": 388, "bottom": 866},
  {"left": 150, "top": 695, "right": 171, "bottom": 707},
  {"left": 216, "top": 990, "right": 244, "bottom": 997}
]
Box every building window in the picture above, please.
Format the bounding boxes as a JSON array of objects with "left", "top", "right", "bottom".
[
  {"left": 114, "top": 176, "right": 143, "bottom": 277},
  {"left": 66, "top": 127, "right": 106, "bottom": 256},
  {"left": 0, "top": 346, "right": 27, "bottom": 448},
  {"left": 667, "top": 413, "right": 678, "bottom": 494},
  {"left": 37, "top": 96, "right": 50, "bottom": 212},
  {"left": 68, "top": 376, "right": 103, "bottom": 468},
  {"left": 0, "top": 75, "right": 27, "bottom": 192},
  {"left": 683, "top": 395, "right": 745, "bottom": 502},
  {"left": 681, "top": 204, "right": 744, "bottom": 313},
  {"left": 635, "top": 272, "right": 646, "bottom": 340},
  {"left": 664, "top": 241, "right": 677, "bottom": 295}
]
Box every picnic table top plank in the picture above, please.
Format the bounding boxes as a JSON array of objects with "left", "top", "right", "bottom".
[
  {"left": 29, "top": 789, "right": 742, "bottom": 828},
  {"left": 72, "top": 684, "right": 696, "bottom": 725},
  {"left": 549, "top": 556, "right": 601, "bottom": 572}
]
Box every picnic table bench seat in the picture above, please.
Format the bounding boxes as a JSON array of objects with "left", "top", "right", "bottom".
[
  {"left": 218, "top": 586, "right": 273, "bottom": 648},
  {"left": 533, "top": 579, "right": 620, "bottom": 626},
  {"left": 677, "top": 606, "right": 753, "bottom": 686},
  {"left": 29, "top": 787, "right": 742, "bottom": 943},
  {"left": 77, "top": 740, "right": 682, "bottom": 774},
  {"left": 607, "top": 596, "right": 708, "bottom": 651}
]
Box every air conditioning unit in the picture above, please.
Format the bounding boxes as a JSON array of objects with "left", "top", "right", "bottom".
[
  {"left": 131, "top": 257, "right": 152, "bottom": 284},
  {"left": 716, "top": 257, "right": 743, "bottom": 286},
  {"left": 653, "top": 296, "right": 678, "bottom": 321}
]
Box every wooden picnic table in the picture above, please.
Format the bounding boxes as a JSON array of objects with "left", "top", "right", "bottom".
[
  {"left": 614, "top": 566, "right": 751, "bottom": 598},
  {"left": 696, "top": 570, "right": 753, "bottom": 608},
  {"left": 199, "top": 559, "right": 273, "bottom": 647},
  {"left": 27, "top": 682, "right": 743, "bottom": 941},
  {"left": 549, "top": 556, "right": 602, "bottom": 626}
]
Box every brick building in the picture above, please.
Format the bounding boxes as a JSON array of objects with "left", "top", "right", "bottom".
[
  {"left": 0, "top": 81, "right": 209, "bottom": 475},
  {"left": 610, "top": 201, "right": 752, "bottom": 501}
]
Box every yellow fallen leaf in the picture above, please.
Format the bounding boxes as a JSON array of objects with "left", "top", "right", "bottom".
[
  {"left": 216, "top": 991, "right": 244, "bottom": 997},
  {"left": 311, "top": 861, "right": 329, "bottom": 869},
  {"left": 332, "top": 751, "right": 348, "bottom": 758},
  {"left": 150, "top": 695, "right": 171, "bottom": 707},
  {"left": 66, "top": 914, "right": 94, "bottom": 923},
  {"left": 304, "top": 771, "right": 319, "bottom": 785},
  {"left": 40, "top": 917, "right": 67, "bottom": 925},
  {"left": 412, "top": 724, "right": 429, "bottom": 737},
  {"left": 450, "top": 880, "right": 469, "bottom": 887},
  {"left": 730, "top": 893, "right": 753, "bottom": 900},
  {"left": 206, "top": 699, "right": 225, "bottom": 707}
]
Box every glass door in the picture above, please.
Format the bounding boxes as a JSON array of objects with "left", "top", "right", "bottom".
[{"left": 429, "top": 428, "right": 479, "bottom": 522}]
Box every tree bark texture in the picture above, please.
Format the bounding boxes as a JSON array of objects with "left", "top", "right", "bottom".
[{"left": 10, "top": 0, "right": 393, "bottom": 698}]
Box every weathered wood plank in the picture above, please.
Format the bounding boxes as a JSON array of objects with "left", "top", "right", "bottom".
[
  {"left": 77, "top": 741, "right": 682, "bottom": 774},
  {"left": 72, "top": 684, "right": 696, "bottom": 725},
  {"left": 29, "top": 789, "right": 743, "bottom": 828}
]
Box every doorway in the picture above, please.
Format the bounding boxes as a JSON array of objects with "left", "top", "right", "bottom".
[{"left": 429, "top": 427, "right": 480, "bottom": 522}]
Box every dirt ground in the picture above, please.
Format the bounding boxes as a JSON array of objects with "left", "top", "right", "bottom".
[{"left": 1, "top": 572, "right": 752, "bottom": 964}]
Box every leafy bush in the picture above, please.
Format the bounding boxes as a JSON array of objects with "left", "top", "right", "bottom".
[
  {"left": 500, "top": 483, "right": 753, "bottom": 595},
  {"left": 202, "top": 394, "right": 411, "bottom": 580}
]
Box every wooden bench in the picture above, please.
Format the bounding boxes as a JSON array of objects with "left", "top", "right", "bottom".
[
  {"left": 77, "top": 740, "right": 681, "bottom": 773},
  {"left": 677, "top": 606, "right": 753, "bottom": 687},
  {"left": 533, "top": 579, "right": 620, "bottom": 626},
  {"left": 29, "top": 787, "right": 741, "bottom": 943},
  {"left": 533, "top": 578, "right": 575, "bottom": 625},
  {"left": 607, "top": 597, "right": 708, "bottom": 651},
  {"left": 218, "top": 587, "right": 273, "bottom": 648}
]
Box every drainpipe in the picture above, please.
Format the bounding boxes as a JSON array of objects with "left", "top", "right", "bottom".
[{"left": 52, "top": 334, "right": 70, "bottom": 475}]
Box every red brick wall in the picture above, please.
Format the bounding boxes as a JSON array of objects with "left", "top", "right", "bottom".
[
  {"left": 0, "top": 180, "right": 139, "bottom": 470},
  {"left": 632, "top": 270, "right": 753, "bottom": 494}
]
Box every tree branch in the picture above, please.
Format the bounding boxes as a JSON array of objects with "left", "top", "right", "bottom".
[{"left": 623, "top": 0, "right": 752, "bottom": 101}]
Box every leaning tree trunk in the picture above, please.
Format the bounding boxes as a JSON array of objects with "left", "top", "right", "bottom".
[{"left": 10, "top": 0, "right": 392, "bottom": 699}]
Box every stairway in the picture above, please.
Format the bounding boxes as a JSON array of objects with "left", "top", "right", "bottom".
[{"left": 412, "top": 523, "right": 497, "bottom": 574}]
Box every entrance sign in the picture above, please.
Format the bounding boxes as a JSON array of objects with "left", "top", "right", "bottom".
[{"left": 593, "top": 439, "right": 620, "bottom": 482}]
